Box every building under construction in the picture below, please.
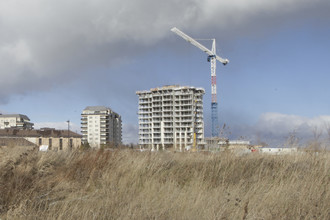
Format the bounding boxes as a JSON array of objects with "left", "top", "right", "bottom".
[{"left": 136, "top": 85, "right": 205, "bottom": 150}]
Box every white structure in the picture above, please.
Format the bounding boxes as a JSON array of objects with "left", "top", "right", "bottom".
[
  {"left": 136, "top": 85, "right": 205, "bottom": 150},
  {"left": 0, "top": 114, "right": 34, "bottom": 129},
  {"left": 259, "top": 147, "right": 298, "bottom": 155},
  {"left": 81, "top": 106, "right": 122, "bottom": 148}
]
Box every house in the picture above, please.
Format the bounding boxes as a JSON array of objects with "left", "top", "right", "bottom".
[
  {"left": 0, "top": 114, "right": 34, "bottom": 129},
  {"left": 0, "top": 128, "right": 82, "bottom": 151},
  {"left": 205, "top": 137, "right": 251, "bottom": 152}
]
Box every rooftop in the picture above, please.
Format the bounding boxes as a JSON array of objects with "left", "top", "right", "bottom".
[
  {"left": 82, "top": 106, "right": 121, "bottom": 117},
  {"left": 0, "top": 137, "right": 36, "bottom": 147},
  {"left": 0, "top": 129, "right": 82, "bottom": 138},
  {"left": 136, "top": 85, "right": 205, "bottom": 94},
  {"left": 0, "top": 114, "right": 31, "bottom": 121},
  {"left": 83, "top": 106, "right": 112, "bottom": 111}
]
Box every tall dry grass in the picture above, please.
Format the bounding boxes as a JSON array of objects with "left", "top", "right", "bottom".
[{"left": 0, "top": 147, "right": 329, "bottom": 219}]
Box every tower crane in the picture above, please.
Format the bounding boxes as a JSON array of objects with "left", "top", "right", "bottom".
[{"left": 171, "top": 27, "right": 229, "bottom": 138}]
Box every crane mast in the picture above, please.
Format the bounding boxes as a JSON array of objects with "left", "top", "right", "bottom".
[
  {"left": 171, "top": 27, "right": 229, "bottom": 138},
  {"left": 210, "top": 40, "right": 218, "bottom": 137}
]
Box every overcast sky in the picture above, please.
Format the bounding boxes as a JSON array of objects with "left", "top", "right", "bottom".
[{"left": 1, "top": 0, "right": 330, "bottom": 145}]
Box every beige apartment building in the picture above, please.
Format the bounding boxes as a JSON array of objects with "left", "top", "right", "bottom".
[
  {"left": 81, "top": 106, "right": 122, "bottom": 148},
  {"left": 136, "top": 85, "right": 205, "bottom": 150},
  {"left": 0, "top": 114, "right": 34, "bottom": 129}
]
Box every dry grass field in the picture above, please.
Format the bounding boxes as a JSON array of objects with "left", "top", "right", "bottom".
[{"left": 0, "top": 146, "right": 329, "bottom": 219}]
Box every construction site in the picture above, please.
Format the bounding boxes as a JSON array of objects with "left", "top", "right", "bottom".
[{"left": 136, "top": 27, "right": 231, "bottom": 152}]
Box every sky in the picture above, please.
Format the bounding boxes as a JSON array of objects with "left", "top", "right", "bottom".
[{"left": 1, "top": 0, "right": 330, "bottom": 146}]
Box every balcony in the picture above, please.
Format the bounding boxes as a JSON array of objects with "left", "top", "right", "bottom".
[
  {"left": 152, "top": 93, "right": 162, "bottom": 97},
  {"left": 139, "top": 100, "right": 150, "bottom": 104},
  {"left": 181, "top": 101, "right": 192, "bottom": 106},
  {"left": 163, "top": 96, "right": 172, "bottom": 101},
  {"left": 180, "top": 96, "right": 192, "bottom": 101},
  {"left": 139, "top": 121, "right": 150, "bottom": 125},
  {"left": 163, "top": 117, "right": 173, "bottom": 121}
]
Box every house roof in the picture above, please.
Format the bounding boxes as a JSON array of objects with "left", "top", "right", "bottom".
[
  {"left": 82, "top": 106, "right": 121, "bottom": 118},
  {"left": 0, "top": 129, "right": 82, "bottom": 138},
  {"left": 0, "top": 137, "right": 36, "bottom": 147},
  {"left": 0, "top": 114, "right": 30, "bottom": 121},
  {"left": 84, "top": 106, "right": 112, "bottom": 111}
]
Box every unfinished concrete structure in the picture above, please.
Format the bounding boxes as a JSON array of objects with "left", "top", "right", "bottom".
[
  {"left": 81, "top": 106, "right": 122, "bottom": 148},
  {"left": 136, "top": 85, "right": 205, "bottom": 150}
]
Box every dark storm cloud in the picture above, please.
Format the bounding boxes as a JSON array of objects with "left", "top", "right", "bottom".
[{"left": 0, "top": 0, "right": 330, "bottom": 103}]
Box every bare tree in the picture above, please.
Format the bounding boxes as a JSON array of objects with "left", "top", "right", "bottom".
[
  {"left": 285, "top": 130, "right": 300, "bottom": 148},
  {"left": 219, "top": 123, "right": 231, "bottom": 139},
  {"left": 308, "top": 126, "right": 323, "bottom": 152},
  {"left": 325, "top": 122, "right": 330, "bottom": 141}
]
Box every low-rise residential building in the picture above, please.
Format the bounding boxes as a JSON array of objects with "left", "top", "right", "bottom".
[
  {"left": 205, "top": 137, "right": 226, "bottom": 151},
  {"left": 0, "top": 128, "right": 82, "bottom": 151},
  {"left": 0, "top": 114, "right": 34, "bottom": 129},
  {"left": 205, "top": 137, "right": 251, "bottom": 152},
  {"left": 81, "top": 106, "right": 122, "bottom": 148},
  {"left": 218, "top": 140, "right": 251, "bottom": 150}
]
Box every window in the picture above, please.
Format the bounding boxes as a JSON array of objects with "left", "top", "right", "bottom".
[
  {"left": 39, "top": 138, "right": 42, "bottom": 145},
  {"left": 59, "top": 139, "right": 63, "bottom": 150},
  {"left": 49, "top": 139, "right": 52, "bottom": 150},
  {"left": 70, "top": 139, "right": 73, "bottom": 149}
]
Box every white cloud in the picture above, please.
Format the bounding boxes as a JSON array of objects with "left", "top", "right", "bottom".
[
  {"left": 255, "top": 112, "right": 330, "bottom": 135},
  {"left": 234, "top": 112, "right": 330, "bottom": 146}
]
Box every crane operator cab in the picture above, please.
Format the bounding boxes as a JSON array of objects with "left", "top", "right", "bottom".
[{"left": 207, "top": 55, "right": 216, "bottom": 62}]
